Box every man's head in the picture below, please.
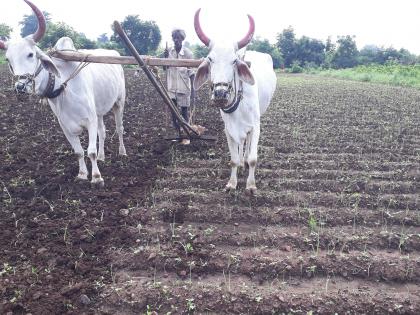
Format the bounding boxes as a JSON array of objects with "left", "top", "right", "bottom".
[{"left": 172, "top": 29, "right": 186, "bottom": 53}]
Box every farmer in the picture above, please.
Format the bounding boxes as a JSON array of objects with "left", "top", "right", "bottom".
[{"left": 164, "top": 28, "right": 195, "bottom": 145}]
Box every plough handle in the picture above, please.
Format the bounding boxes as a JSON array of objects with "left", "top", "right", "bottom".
[{"left": 113, "top": 21, "right": 198, "bottom": 137}]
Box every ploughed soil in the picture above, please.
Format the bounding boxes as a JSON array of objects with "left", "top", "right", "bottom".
[{"left": 1, "top": 64, "right": 419, "bottom": 314}]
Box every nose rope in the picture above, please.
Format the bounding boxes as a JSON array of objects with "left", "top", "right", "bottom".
[
  {"left": 14, "top": 60, "right": 43, "bottom": 94},
  {"left": 220, "top": 69, "right": 243, "bottom": 114}
]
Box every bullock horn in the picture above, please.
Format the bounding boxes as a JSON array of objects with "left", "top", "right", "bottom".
[
  {"left": 194, "top": 9, "right": 211, "bottom": 47},
  {"left": 24, "top": 0, "right": 46, "bottom": 42},
  {"left": 237, "top": 14, "right": 255, "bottom": 50}
]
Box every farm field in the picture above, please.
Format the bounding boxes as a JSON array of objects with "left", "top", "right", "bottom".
[{"left": 0, "top": 65, "right": 419, "bottom": 314}]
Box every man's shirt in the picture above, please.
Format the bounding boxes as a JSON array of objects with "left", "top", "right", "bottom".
[{"left": 167, "top": 46, "right": 194, "bottom": 96}]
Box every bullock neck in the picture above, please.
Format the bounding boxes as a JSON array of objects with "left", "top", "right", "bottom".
[
  {"left": 221, "top": 70, "right": 243, "bottom": 114},
  {"left": 33, "top": 66, "right": 51, "bottom": 96},
  {"left": 34, "top": 65, "right": 65, "bottom": 99}
]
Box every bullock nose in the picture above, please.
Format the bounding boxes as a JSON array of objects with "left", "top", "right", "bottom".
[
  {"left": 214, "top": 87, "right": 229, "bottom": 100},
  {"left": 15, "top": 82, "right": 26, "bottom": 93}
]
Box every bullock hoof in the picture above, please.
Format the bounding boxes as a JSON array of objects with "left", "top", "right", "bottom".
[
  {"left": 119, "top": 147, "right": 127, "bottom": 156},
  {"left": 245, "top": 186, "right": 257, "bottom": 196},
  {"left": 91, "top": 177, "right": 105, "bottom": 188},
  {"left": 225, "top": 182, "right": 237, "bottom": 192},
  {"left": 76, "top": 173, "right": 88, "bottom": 181}
]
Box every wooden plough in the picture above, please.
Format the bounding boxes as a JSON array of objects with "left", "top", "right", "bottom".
[{"left": 51, "top": 21, "right": 215, "bottom": 142}]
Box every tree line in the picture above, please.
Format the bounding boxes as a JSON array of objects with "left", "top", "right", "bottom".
[{"left": 1, "top": 13, "right": 419, "bottom": 69}]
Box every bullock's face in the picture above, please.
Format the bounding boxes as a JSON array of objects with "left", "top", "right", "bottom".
[
  {"left": 194, "top": 43, "right": 255, "bottom": 108},
  {"left": 5, "top": 38, "right": 59, "bottom": 94},
  {"left": 6, "top": 38, "right": 39, "bottom": 93}
]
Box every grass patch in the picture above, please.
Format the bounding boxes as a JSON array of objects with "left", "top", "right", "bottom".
[
  {"left": 0, "top": 52, "right": 6, "bottom": 65},
  {"left": 309, "top": 64, "right": 420, "bottom": 89}
]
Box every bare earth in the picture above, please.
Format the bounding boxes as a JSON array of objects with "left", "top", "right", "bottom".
[{"left": 0, "top": 65, "right": 419, "bottom": 314}]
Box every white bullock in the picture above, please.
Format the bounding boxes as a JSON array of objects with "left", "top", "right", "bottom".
[
  {"left": 193, "top": 9, "right": 277, "bottom": 195},
  {"left": 1, "top": 0, "right": 126, "bottom": 186}
]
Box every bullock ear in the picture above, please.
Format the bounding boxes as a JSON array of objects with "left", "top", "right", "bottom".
[
  {"left": 193, "top": 59, "right": 210, "bottom": 90},
  {"left": 35, "top": 47, "right": 61, "bottom": 78},
  {"left": 237, "top": 60, "right": 255, "bottom": 85}
]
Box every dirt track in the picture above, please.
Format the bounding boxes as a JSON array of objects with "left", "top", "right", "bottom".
[{"left": 1, "top": 65, "right": 419, "bottom": 314}]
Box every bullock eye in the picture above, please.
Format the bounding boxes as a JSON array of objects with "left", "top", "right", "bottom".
[
  {"left": 208, "top": 57, "right": 213, "bottom": 63},
  {"left": 28, "top": 53, "right": 34, "bottom": 58}
]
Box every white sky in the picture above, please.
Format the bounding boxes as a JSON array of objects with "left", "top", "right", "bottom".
[{"left": 1, "top": 0, "right": 420, "bottom": 54}]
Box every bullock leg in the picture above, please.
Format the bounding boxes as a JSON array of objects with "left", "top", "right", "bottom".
[
  {"left": 112, "top": 101, "right": 126, "bottom": 156},
  {"left": 225, "top": 130, "right": 240, "bottom": 191},
  {"left": 244, "top": 135, "right": 251, "bottom": 168},
  {"left": 245, "top": 125, "right": 260, "bottom": 195},
  {"left": 97, "top": 116, "right": 106, "bottom": 161},
  {"left": 61, "top": 129, "right": 88, "bottom": 180},
  {"left": 87, "top": 121, "right": 104, "bottom": 186},
  {"left": 239, "top": 141, "right": 245, "bottom": 168}
]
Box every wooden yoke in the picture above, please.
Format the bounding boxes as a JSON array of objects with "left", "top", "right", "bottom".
[
  {"left": 51, "top": 51, "right": 250, "bottom": 68},
  {"left": 51, "top": 50, "right": 205, "bottom": 67}
]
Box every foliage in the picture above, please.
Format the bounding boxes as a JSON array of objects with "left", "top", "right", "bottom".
[
  {"left": 248, "top": 37, "right": 273, "bottom": 54},
  {"left": 330, "top": 35, "right": 358, "bottom": 68},
  {"left": 359, "top": 45, "right": 417, "bottom": 65},
  {"left": 276, "top": 26, "right": 296, "bottom": 67},
  {"left": 274, "top": 27, "right": 419, "bottom": 70},
  {"left": 191, "top": 44, "right": 209, "bottom": 59},
  {"left": 0, "top": 23, "right": 13, "bottom": 40},
  {"left": 112, "top": 15, "right": 161, "bottom": 55},
  {"left": 248, "top": 37, "right": 283, "bottom": 68},
  {"left": 295, "top": 36, "right": 325, "bottom": 66},
  {"left": 287, "top": 61, "right": 304, "bottom": 73},
  {"left": 311, "top": 63, "right": 420, "bottom": 88},
  {"left": 95, "top": 34, "right": 123, "bottom": 53},
  {"left": 38, "top": 22, "right": 97, "bottom": 49},
  {"left": 97, "top": 33, "right": 109, "bottom": 44},
  {"left": 276, "top": 27, "right": 327, "bottom": 68},
  {"left": 0, "top": 52, "right": 6, "bottom": 65},
  {"left": 19, "top": 11, "right": 52, "bottom": 37}
]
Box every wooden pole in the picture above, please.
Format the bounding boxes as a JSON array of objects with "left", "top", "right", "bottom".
[
  {"left": 51, "top": 50, "right": 250, "bottom": 68},
  {"left": 51, "top": 50, "right": 204, "bottom": 68},
  {"left": 112, "top": 21, "right": 198, "bottom": 137}
]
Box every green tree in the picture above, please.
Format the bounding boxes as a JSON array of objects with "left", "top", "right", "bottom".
[
  {"left": 0, "top": 23, "right": 13, "bottom": 40},
  {"left": 19, "top": 11, "right": 51, "bottom": 37},
  {"left": 295, "top": 36, "right": 325, "bottom": 67},
  {"left": 330, "top": 35, "right": 358, "bottom": 68},
  {"left": 97, "top": 33, "right": 109, "bottom": 44},
  {"left": 397, "top": 48, "right": 417, "bottom": 65},
  {"left": 112, "top": 15, "right": 161, "bottom": 55},
  {"left": 276, "top": 26, "right": 296, "bottom": 67},
  {"left": 191, "top": 44, "right": 209, "bottom": 59},
  {"left": 358, "top": 45, "right": 382, "bottom": 64},
  {"left": 248, "top": 37, "right": 273, "bottom": 54},
  {"left": 78, "top": 33, "right": 97, "bottom": 49},
  {"left": 248, "top": 37, "right": 283, "bottom": 68},
  {"left": 39, "top": 22, "right": 97, "bottom": 49}
]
